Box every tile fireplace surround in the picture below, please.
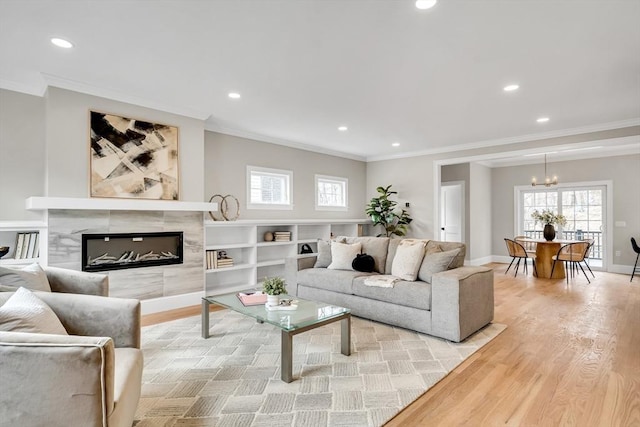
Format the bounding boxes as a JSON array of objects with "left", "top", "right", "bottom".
[
  {"left": 48, "top": 209, "right": 204, "bottom": 301},
  {"left": 25, "top": 197, "right": 217, "bottom": 308}
]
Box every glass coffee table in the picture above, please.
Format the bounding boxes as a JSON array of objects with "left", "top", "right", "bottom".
[{"left": 202, "top": 292, "right": 351, "bottom": 383}]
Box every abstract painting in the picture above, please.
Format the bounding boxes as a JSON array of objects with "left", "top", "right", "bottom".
[{"left": 90, "top": 111, "right": 179, "bottom": 200}]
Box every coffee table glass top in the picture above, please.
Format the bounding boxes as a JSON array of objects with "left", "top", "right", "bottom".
[{"left": 203, "top": 292, "right": 350, "bottom": 332}]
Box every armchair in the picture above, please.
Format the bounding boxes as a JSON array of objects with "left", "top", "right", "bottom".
[{"left": 0, "top": 270, "right": 142, "bottom": 427}]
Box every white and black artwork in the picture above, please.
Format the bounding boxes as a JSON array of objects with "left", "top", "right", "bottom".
[{"left": 90, "top": 111, "right": 179, "bottom": 200}]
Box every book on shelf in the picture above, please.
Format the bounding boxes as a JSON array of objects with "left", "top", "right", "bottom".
[
  {"left": 27, "top": 232, "right": 38, "bottom": 259},
  {"left": 274, "top": 231, "right": 291, "bottom": 242},
  {"left": 237, "top": 291, "right": 267, "bottom": 306},
  {"left": 14, "top": 233, "right": 25, "bottom": 259}
]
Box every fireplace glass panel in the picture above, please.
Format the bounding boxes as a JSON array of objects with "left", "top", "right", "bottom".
[{"left": 82, "top": 232, "right": 183, "bottom": 272}]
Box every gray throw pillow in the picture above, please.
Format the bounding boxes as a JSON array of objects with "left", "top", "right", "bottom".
[
  {"left": 0, "top": 287, "right": 68, "bottom": 335},
  {"left": 417, "top": 248, "right": 461, "bottom": 283},
  {"left": 0, "top": 263, "right": 52, "bottom": 292},
  {"left": 314, "top": 237, "right": 346, "bottom": 268},
  {"left": 314, "top": 240, "right": 332, "bottom": 268}
]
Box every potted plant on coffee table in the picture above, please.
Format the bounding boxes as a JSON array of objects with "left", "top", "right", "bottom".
[
  {"left": 262, "top": 276, "right": 287, "bottom": 306},
  {"left": 531, "top": 209, "right": 567, "bottom": 241}
]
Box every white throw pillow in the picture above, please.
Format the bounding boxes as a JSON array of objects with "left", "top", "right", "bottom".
[
  {"left": 327, "top": 242, "right": 362, "bottom": 271},
  {"left": 0, "top": 287, "right": 68, "bottom": 335},
  {"left": 0, "top": 263, "right": 52, "bottom": 292},
  {"left": 391, "top": 240, "right": 427, "bottom": 281}
]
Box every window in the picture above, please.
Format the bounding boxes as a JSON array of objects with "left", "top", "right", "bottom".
[
  {"left": 516, "top": 185, "right": 606, "bottom": 265},
  {"left": 247, "top": 166, "right": 293, "bottom": 210},
  {"left": 315, "top": 175, "right": 348, "bottom": 211}
]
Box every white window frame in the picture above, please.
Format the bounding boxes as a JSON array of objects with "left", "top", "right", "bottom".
[
  {"left": 315, "top": 174, "right": 348, "bottom": 211},
  {"left": 246, "top": 166, "right": 293, "bottom": 210}
]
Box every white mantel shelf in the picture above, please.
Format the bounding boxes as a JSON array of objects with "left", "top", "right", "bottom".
[{"left": 26, "top": 197, "right": 218, "bottom": 212}]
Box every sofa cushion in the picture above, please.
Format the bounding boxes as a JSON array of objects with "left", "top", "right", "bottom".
[
  {"left": 0, "top": 287, "right": 68, "bottom": 335},
  {"left": 391, "top": 240, "right": 426, "bottom": 281},
  {"left": 339, "top": 236, "right": 390, "bottom": 274},
  {"left": 328, "top": 241, "right": 362, "bottom": 271},
  {"left": 314, "top": 237, "right": 346, "bottom": 268},
  {"left": 418, "top": 248, "right": 462, "bottom": 283},
  {"left": 384, "top": 239, "right": 430, "bottom": 274},
  {"left": 297, "top": 268, "right": 375, "bottom": 294},
  {"left": 352, "top": 276, "right": 431, "bottom": 311},
  {"left": 426, "top": 241, "right": 466, "bottom": 268},
  {"left": 0, "top": 263, "right": 52, "bottom": 292}
]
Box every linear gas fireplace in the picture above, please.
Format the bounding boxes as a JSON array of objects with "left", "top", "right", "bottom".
[{"left": 82, "top": 231, "right": 183, "bottom": 272}]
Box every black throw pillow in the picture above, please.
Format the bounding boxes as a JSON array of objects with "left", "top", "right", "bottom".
[{"left": 352, "top": 253, "right": 375, "bottom": 273}]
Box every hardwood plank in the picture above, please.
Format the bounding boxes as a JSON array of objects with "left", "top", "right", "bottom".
[{"left": 141, "top": 264, "right": 640, "bottom": 425}]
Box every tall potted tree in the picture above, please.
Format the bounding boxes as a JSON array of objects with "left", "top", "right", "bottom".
[{"left": 365, "top": 185, "right": 412, "bottom": 237}]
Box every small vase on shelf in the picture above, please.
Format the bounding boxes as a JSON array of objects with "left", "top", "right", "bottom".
[{"left": 543, "top": 224, "right": 556, "bottom": 241}]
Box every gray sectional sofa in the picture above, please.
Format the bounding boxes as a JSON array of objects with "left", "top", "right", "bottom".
[{"left": 285, "top": 236, "right": 494, "bottom": 342}]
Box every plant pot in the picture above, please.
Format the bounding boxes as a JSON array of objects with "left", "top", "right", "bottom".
[
  {"left": 266, "top": 294, "right": 279, "bottom": 307},
  {"left": 543, "top": 224, "right": 556, "bottom": 241}
]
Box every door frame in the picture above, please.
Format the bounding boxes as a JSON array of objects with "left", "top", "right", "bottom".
[
  {"left": 513, "top": 180, "right": 613, "bottom": 271},
  {"left": 440, "top": 180, "right": 465, "bottom": 243}
]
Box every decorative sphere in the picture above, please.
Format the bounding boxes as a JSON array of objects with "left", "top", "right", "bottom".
[{"left": 264, "top": 232, "right": 274, "bottom": 242}]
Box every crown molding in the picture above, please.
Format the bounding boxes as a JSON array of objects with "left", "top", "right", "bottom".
[
  {"left": 0, "top": 77, "right": 47, "bottom": 97},
  {"left": 204, "top": 121, "right": 367, "bottom": 162},
  {"left": 40, "top": 73, "right": 212, "bottom": 121},
  {"left": 366, "top": 119, "right": 640, "bottom": 162}
]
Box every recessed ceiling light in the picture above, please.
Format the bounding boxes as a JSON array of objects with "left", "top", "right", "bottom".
[
  {"left": 503, "top": 84, "right": 519, "bottom": 92},
  {"left": 338, "top": 126, "right": 348, "bottom": 132},
  {"left": 50, "top": 37, "right": 73, "bottom": 49},
  {"left": 228, "top": 92, "right": 241, "bottom": 99},
  {"left": 415, "top": 0, "right": 437, "bottom": 10},
  {"left": 392, "top": 142, "right": 400, "bottom": 147},
  {"left": 536, "top": 117, "right": 550, "bottom": 123}
]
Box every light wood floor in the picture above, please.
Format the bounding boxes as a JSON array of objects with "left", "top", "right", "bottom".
[{"left": 142, "top": 264, "right": 640, "bottom": 426}]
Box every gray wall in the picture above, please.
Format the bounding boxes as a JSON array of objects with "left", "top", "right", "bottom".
[
  {"left": 440, "top": 162, "right": 492, "bottom": 262},
  {"left": 491, "top": 154, "right": 640, "bottom": 266},
  {"left": 366, "top": 126, "right": 639, "bottom": 268},
  {"left": 0, "top": 89, "right": 46, "bottom": 220},
  {"left": 205, "top": 131, "right": 367, "bottom": 220},
  {"left": 469, "top": 163, "right": 492, "bottom": 261},
  {"left": 44, "top": 87, "right": 205, "bottom": 202}
]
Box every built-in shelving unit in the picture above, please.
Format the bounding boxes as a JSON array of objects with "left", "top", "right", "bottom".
[
  {"left": 0, "top": 221, "right": 48, "bottom": 266},
  {"left": 204, "top": 219, "right": 368, "bottom": 296}
]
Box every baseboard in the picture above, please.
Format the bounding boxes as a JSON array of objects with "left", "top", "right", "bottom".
[
  {"left": 609, "top": 264, "right": 634, "bottom": 276},
  {"left": 140, "top": 291, "right": 204, "bottom": 315},
  {"left": 466, "top": 256, "right": 496, "bottom": 266}
]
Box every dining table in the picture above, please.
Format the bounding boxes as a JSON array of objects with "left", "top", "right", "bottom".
[{"left": 516, "top": 238, "right": 583, "bottom": 279}]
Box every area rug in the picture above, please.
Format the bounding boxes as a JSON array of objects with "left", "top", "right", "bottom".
[{"left": 133, "top": 311, "right": 506, "bottom": 427}]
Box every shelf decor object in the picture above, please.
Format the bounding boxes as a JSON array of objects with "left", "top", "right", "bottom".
[
  {"left": 208, "top": 194, "right": 240, "bottom": 221},
  {"left": 90, "top": 111, "right": 179, "bottom": 200}
]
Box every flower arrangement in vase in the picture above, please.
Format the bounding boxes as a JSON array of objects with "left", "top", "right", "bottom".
[
  {"left": 262, "top": 276, "right": 287, "bottom": 306},
  {"left": 531, "top": 209, "right": 567, "bottom": 241}
]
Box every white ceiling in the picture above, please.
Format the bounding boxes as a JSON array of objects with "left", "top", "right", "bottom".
[{"left": 1, "top": 0, "right": 639, "bottom": 162}]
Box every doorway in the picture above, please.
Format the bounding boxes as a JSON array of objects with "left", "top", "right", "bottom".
[{"left": 440, "top": 181, "right": 464, "bottom": 242}]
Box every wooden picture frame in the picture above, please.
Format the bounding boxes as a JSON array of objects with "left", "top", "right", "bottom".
[{"left": 89, "top": 111, "right": 179, "bottom": 200}]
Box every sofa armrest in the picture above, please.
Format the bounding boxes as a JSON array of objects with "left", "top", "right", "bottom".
[
  {"left": 35, "top": 292, "right": 141, "bottom": 349},
  {"left": 430, "top": 266, "right": 494, "bottom": 342},
  {"left": 44, "top": 266, "right": 109, "bottom": 296},
  {"left": 0, "top": 331, "right": 115, "bottom": 426},
  {"left": 284, "top": 256, "right": 317, "bottom": 296}
]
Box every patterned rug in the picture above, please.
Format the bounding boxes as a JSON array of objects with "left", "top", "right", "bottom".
[{"left": 134, "top": 310, "right": 506, "bottom": 427}]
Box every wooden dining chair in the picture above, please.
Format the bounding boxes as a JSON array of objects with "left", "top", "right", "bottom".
[
  {"left": 550, "top": 241, "right": 591, "bottom": 283},
  {"left": 504, "top": 238, "right": 537, "bottom": 277},
  {"left": 631, "top": 237, "right": 640, "bottom": 282}
]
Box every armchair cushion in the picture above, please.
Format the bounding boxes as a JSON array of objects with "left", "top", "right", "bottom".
[
  {"left": 0, "top": 287, "right": 67, "bottom": 335},
  {"left": 0, "top": 263, "right": 51, "bottom": 292}
]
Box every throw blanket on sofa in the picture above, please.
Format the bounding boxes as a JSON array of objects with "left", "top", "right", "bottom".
[{"left": 364, "top": 275, "right": 401, "bottom": 288}]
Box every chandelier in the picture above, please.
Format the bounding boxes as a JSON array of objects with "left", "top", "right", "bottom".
[{"left": 531, "top": 153, "right": 558, "bottom": 187}]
